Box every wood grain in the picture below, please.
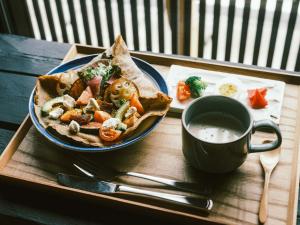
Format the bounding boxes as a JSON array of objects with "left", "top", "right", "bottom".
[
  {"left": 0, "top": 116, "right": 32, "bottom": 171},
  {"left": 1, "top": 58, "right": 299, "bottom": 224},
  {"left": 0, "top": 72, "right": 36, "bottom": 125},
  {"left": 0, "top": 129, "right": 14, "bottom": 153},
  {"left": 0, "top": 34, "right": 70, "bottom": 75}
]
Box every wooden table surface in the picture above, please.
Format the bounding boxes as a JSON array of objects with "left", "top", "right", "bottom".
[{"left": 0, "top": 33, "right": 299, "bottom": 225}]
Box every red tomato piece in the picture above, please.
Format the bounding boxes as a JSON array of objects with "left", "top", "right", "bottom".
[
  {"left": 94, "top": 110, "right": 111, "bottom": 123},
  {"left": 248, "top": 87, "right": 267, "bottom": 98},
  {"left": 259, "top": 87, "right": 267, "bottom": 97},
  {"left": 177, "top": 81, "right": 191, "bottom": 102},
  {"left": 130, "top": 93, "right": 144, "bottom": 114},
  {"left": 76, "top": 86, "right": 93, "bottom": 105},
  {"left": 99, "top": 126, "right": 121, "bottom": 142},
  {"left": 247, "top": 88, "right": 268, "bottom": 109}
]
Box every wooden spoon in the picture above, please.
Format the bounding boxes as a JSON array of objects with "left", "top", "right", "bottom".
[{"left": 259, "top": 143, "right": 281, "bottom": 224}]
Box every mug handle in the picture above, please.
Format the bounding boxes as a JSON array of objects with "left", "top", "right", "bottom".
[{"left": 249, "top": 120, "right": 282, "bottom": 153}]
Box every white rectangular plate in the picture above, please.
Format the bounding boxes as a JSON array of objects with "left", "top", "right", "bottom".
[{"left": 167, "top": 65, "right": 285, "bottom": 124}]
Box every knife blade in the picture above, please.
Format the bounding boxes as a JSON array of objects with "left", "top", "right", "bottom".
[{"left": 57, "top": 173, "right": 213, "bottom": 211}]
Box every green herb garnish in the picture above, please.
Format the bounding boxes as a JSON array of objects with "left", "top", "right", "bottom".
[
  {"left": 78, "top": 64, "right": 107, "bottom": 82},
  {"left": 100, "top": 64, "right": 121, "bottom": 86},
  {"left": 100, "top": 63, "right": 121, "bottom": 94},
  {"left": 78, "top": 61, "right": 121, "bottom": 96}
]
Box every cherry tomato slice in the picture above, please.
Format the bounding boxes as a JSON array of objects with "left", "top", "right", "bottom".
[
  {"left": 247, "top": 88, "right": 268, "bottom": 109},
  {"left": 130, "top": 93, "right": 144, "bottom": 114},
  {"left": 99, "top": 126, "right": 121, "bottom": 142},
  {"left": 177, "top": 81, "right": 191, "bottom": 102},
  {"left": 259, "top": 87, "right": 267, "bottom": 97},
  {"left": 247, "top": 87, "right": 267, "bottom": 98},
  {"left": 94, "top": 110, "right": 111, "bottom": 123}
]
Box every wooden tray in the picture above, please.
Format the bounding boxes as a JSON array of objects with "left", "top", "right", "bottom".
[{"left": 1, "top": 44, "right": 300, "bottom": 225}]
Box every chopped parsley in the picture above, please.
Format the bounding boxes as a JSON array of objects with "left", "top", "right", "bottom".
[
  {"left": 101, "top": 64, "right": 121, "bottom": 84},
  {"left": 78, "top": 63, "right": 107, "bottom": 82},
  {"left": 78, "top": 62, "right": 121, "bottom": 86},
  {"left": 100, "top": 64, "right": 121, "bottom": 93}
]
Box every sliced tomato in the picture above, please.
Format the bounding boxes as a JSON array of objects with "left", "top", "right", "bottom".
[
  {"left": 87, "top": 76, "right": 102, "bottom": 96},
  {"left": 130, "top": 93, "right": 144, "bottom": 114},
  {"left": 99, "top": 126, "right": 121, "bottom": 142},
  {"left": 259, "top": 87, "right": 267, "bottom": 97},
  {"left": 247, "top": 88, "right": 268, "bottom": 109},
  {"left": 247, "top": 87, "right": 267, "bottom": 98},
  {"left": 76, "top": 86, "right": 93, "bottom": 105},
  {"left": 94, "top": 110, "right": 111, "bottom": 123},
  {"left": 177, "top": 81, "right": 191, "bottom": 102}
]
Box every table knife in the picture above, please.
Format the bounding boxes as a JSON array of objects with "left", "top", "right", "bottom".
[{"left": 57, "top": 173, "right": 213, "bottom": 211}]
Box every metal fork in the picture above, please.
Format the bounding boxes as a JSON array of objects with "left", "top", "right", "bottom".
[{"left": 72, "top": 155, "right": 211, "bottom": 195}]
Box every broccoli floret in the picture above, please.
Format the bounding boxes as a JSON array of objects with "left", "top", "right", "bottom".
[{"left": 185, "top": 76, "right": 207, "bottom": 98}]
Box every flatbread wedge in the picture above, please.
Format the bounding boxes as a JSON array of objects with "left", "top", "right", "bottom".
[{"left": 33, "top": 35, "right": 172, "bottom": 147}]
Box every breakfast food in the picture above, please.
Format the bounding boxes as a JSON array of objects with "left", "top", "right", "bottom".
[
  {"left": 176, "top": 76, "right": 207, "bottom": 102},
  {"left": 215, "top": 77, "right": 243, "bottom": 98},
  {"left": 177, "top": 81, "right": 191, "bottom": 101},
  {"left": 34, "top": 35, "right": 172, "bottom": 146},
  {"left": 247, "top": 87, "right": 268, "bottom": 109}
]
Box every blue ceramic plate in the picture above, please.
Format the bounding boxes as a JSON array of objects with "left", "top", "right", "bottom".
[{"left": 29, "top": 55, "right": 168, "bottom": 152}]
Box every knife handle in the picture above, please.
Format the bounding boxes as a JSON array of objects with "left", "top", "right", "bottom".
[{"left": 117, "top": 185, "right": 213, "bottom": 211}]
